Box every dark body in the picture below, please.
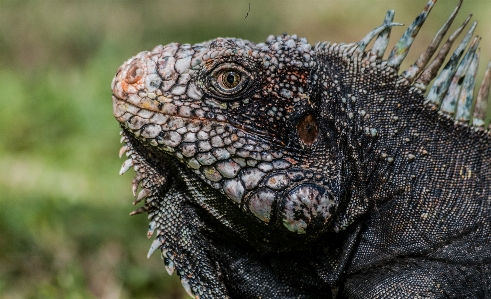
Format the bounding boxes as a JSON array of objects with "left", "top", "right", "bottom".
[{"left": 112, "top": 1, "right": 491, "bottom": 298}]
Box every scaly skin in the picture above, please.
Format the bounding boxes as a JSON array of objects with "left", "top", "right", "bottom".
[{"left": 112, "top": 3, "right": 491, "bottom": 298}]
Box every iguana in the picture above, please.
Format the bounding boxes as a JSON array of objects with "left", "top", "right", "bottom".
[{"left": 111, "top": 0, "right": 491, "bottom": 297}]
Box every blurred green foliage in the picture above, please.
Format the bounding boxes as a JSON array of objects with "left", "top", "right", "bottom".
[{"left": 1, "top": 1, "right": 491, "bottom": 298}]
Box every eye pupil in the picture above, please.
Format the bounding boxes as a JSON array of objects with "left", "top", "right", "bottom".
[
  {"left": 226, "top": 72, "right": 236, "bottom": 85},
  {"left": 219, "top": 70, "right": 240, "bottom": 89}
]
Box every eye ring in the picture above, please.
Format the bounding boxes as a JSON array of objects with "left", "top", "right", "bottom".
[{"left": 208, "top": 63, "right": 253, "bottom": 98}]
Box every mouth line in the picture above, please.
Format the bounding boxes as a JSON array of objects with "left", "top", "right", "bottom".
[
  {"left": 123, "top": 127, "right": 176, "bottom": 166},
  {"left": 121, "top": 126, "right": 232, "bottom": 212},
  {"left": 113, "top": 95, "right": 281, "bottom": 146},
  {"left": 121, "top": 128, "right": 179, "bottom": 191}
]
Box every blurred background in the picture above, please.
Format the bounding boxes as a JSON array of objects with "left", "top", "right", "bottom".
[{"left": 1, "top": 0, "right": 491, "bottom": 298}]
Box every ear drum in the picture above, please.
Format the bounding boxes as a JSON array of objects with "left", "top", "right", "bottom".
[{"left": 297, "top": 114, "right": 318, "bottom": 145}]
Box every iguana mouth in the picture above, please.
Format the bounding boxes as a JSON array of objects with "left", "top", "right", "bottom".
[
  {"left": 112, "top": 94, "right": 282, "bottom": 148},
  {"left": 120, "top": 123, "right": 207, "bottom": 189}
]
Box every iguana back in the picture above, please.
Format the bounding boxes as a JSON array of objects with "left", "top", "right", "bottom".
[{"left": 111, "top": 0, "right": 491, "bottom": 297}]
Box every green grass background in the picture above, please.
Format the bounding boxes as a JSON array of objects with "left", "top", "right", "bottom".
[{"left": 1, "top": 1, "right": 491, "bottom": 298}]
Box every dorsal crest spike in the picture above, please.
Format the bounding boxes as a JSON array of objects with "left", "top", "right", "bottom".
[
  {"left": 426, "top": 20, "right": 478, "bottom": 105},
  {"left": 414, "top": 14, "right": 472, "bottom": 91},
  {"left": 456, "top": 48, "right": 480, "bottom": 122},
  {"left": 370, "top": 10, "right": 395, "bottom": 59},
  {"left": 402, "top": 0, "right": 463, "bottom": 83},
  {"left": 440, "top": 35, "right": 480, "bottom": 115},
  {"left": 472, "top": 59, "right": 491, "bottom": 126},
  {"left": 354, "top": 20, "right": 402, "bottom": 56},
  {"left": 440, "top": 36, "right": 481, "bottom": 115},
  {"left": 387, "top": 0, "right": 437, "bottom": 69}
]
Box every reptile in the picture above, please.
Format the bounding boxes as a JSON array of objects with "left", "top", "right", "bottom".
[{"left": 111, "top": 0, "right": 491, "bottom": 298}]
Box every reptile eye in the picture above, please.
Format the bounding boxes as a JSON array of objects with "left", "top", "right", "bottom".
[
  {"left": 208, "top": 63, "right": 253, "bottom": 99},
  {"left": 219, "top": 71, "right": 241, "bottom": 89}
]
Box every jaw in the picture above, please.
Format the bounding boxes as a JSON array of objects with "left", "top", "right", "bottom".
[
  {"left": 119, "top": 125, "right": 323, "bottom": 252},
  {"left": 119, "top": 131, "right": 361, "bottom": 298},
  {"left": 116, "top": 107, "right": 345, "bottom": 246}
]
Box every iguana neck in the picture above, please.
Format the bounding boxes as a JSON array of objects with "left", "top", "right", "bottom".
[{"left": 317, "top": 50, "right": 491, "bottom": 230}]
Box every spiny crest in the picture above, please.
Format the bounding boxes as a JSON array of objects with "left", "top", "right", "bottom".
[{"left": 349, "top": 0, "right": 491, "bottom": 130}]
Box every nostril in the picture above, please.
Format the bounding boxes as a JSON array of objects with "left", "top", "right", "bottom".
[{"left": 125, "top": 60, "right": 144, "bottom": 84}]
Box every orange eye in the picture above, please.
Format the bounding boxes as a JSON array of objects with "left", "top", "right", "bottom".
[
  {"left": 208, "top": 63, "right": 252, "bottom": 99},
  {"left": 218, "top": 70, "right": 241, "bottom": 89}
]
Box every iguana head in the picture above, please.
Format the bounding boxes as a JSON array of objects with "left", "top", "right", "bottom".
[
  {"left": 112, "top": 35, "right": 346, "bottom": 237},
  {"left": 112, "top": 0, "right": 490, "bottom": 241}
]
